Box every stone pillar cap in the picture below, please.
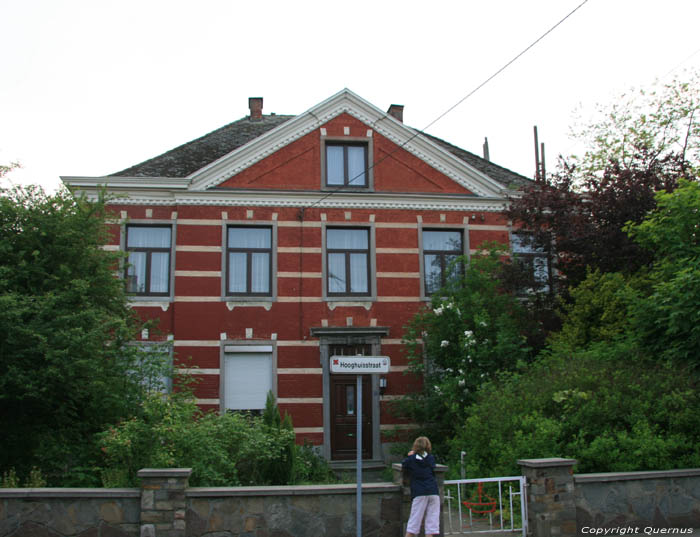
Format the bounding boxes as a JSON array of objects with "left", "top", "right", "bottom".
[
  {"left": 137, "top": 468, "right": 193, "bottom": 478},
  {"left": 517, "top": 458, "right": 577, "bottom": 468}
]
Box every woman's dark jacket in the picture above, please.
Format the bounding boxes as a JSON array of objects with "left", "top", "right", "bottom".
[{"left": 401, "top": 452, "right": 439, "bottom": 499}]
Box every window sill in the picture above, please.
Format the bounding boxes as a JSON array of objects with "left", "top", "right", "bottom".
[
  {"left": 325, "top": 299, "right": 375, "bottom": 311},
  {"left": 223, "top": 298, "right": 274, "bottom": 311},
  {"left": 128, "top": 297, "right": 172, "bottom": 311}
]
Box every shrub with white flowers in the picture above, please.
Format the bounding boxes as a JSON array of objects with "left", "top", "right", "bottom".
[{"left": 399, "top": 243, "right": 533, "bottom": 444}]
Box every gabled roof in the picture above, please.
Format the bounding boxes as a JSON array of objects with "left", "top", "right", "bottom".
[
  {"left": 68, "top": 89, "right": 531, "bottom": 200},
  {"left": 114, "top": 114, "right": 294, "bottom": 178}
]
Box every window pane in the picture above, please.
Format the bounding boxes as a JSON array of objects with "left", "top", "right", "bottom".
[
  {"left": 127, "top": 251, "right": 146, "bottom": 293},
  {"left": 150, "top": 252, "right": 170, "bottom": 293},
  {"left": 349, "top": 253, "right": 368, "bottom": 293},
  {"left": 224, "top": 352, "right": 272, "bottom": 410},
  {"left": 424, "top": 254, "right": 441, "bottom": 295},
  {"left": 346, "top": 385, "right": 355, "bottom": 415},
  {"left": 328, "top": 253, "right": 347, "bottom": 293},
  {"left": 533, "top": 256, "right": 549, "bottom": 283},
  {"left": 251, "top": 252, "right": 270, "bottom": 293},
  {"left": 423, "top": 230, "right": 462, "bottom": 252},
  {"left": 128, "top": 227, "right": 171, "bottom": 248},
  {"left": 327, "top": 228, "right": 368, "bottom": 250},
  {"left": 228, "top": 227, "right": 271, "bottom": 249},
  {"left": 326, "top": 145, "right": 344, "bottom": 185},
  {"left": 346, "top": 146, "right": 366, "bottom": 186},
  {"left": 445, "top": 254, "right": 461, "bottom": 284},
  {"left": 228, "top": 252, "right": 247, "bottom": 293}
]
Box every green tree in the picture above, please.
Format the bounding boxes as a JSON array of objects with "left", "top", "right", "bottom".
[
  {"left": 0, "top": 185, "right": 164, "bottom": 485},
  {"left": 400, "top": 245, "right": 533, "bottom": 444},
  {"left": 626, "top": 179, "right": 700, "bottom": 368},
  {"left": 451, "top": 341, "right": 700, "bottom": 477},
  {"left": 571, "top": 71, "right": 700, "bottom": 178},
  {"left": 507, "top": 73, "right": 699, "bottom": 291}
]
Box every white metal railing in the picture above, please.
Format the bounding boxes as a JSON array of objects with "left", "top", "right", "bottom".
[{"left": 443, "top": 476, "right": 527, "bottom": 536}]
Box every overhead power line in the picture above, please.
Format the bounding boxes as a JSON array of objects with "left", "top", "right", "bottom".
[{"left": 307, "top": 0, "right": 591, "bottom": 210}]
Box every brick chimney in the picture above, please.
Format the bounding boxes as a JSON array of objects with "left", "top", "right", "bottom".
[
  {"left": 387, "top": 104, "right": 404, "bottom": 123},
  {"left": 249, "top": 97, "right": 263, "bottom": 120}
]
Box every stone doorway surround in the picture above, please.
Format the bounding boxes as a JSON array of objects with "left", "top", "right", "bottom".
[{"left": 310, "top": 326, "right": 389, "bottom": 463}]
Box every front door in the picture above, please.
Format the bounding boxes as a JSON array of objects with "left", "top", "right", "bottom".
[{"left": 330, "top": 344, "right": 372, "bottom": 460}]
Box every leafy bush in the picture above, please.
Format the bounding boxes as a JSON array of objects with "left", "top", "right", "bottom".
[
  {"left": 99, "top": 390, "right": 336, "bottom": 487},
  {"left": 400, "top": 244, "right": 533, "bottom": 444},
  {"left": 99, "top": 391, "right": 296, "bottom": 487},
  {"left": 450, "top": 340, "right": 700, "bottom": 477}
]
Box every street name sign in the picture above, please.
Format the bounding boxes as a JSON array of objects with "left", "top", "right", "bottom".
[{"left": 330, "top": 355, "right": 390, "bottom": 374}]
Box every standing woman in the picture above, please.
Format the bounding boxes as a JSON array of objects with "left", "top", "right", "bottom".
[{"left": 402, "top": 436, "right": 440, "bottom": 537}]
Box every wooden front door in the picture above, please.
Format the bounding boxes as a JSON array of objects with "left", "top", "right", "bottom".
[{"left": 330, "top": 344, "right": 372, "bottom": 460}]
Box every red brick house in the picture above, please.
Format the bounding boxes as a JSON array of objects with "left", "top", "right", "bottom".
[{"left": 62, "top": 89, "right": 530, "bottom": 465}]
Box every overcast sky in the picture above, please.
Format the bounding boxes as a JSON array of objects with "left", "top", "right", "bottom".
[{"left": 1, "top": 0, "right": 699, "bottom": 191}]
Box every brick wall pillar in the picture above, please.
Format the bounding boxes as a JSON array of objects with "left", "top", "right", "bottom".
[
  {"left": 393, "top": 462, "right": 448, "bottom": 537},
  {"left": 518, "top": 458, "right": 577, "bottom": 537},
  {"left": 138, "top": 468, "right": 192, "bottom": 537}
]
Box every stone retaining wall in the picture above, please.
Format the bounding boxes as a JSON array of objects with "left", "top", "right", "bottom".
[
  {"left": 575, "top": 469, "right": 700, "bottom": 529},
  {"left": 0, "top": 489, "right": 140, "bottom": 537},
  {"left": 186, "top": 484, "right": 402, "bottom": 537}
]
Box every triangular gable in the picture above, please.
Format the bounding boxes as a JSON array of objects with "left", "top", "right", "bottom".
[{"left": 187, "top": 89, "right": 508, "bottom": 198}]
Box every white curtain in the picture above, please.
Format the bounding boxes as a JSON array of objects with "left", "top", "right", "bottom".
[
  {"left": 328, "top": 252, "right": 346, "bottom": 293},
  {"left": 149, "top": 252, "right": 170, "bottom": 293},
  {"left": 127, "top": 251, "right": 146, "bottom": 293},
  {"left": 349, "top": 253, "right": 368, "bottom": 292},
  {"left": 326, "top": 145, "right": 345, "bottom": 185},
  {"left": 423, "top": 230, "right": 461, "bottom": 251},
  {"left": 251, "top": 253, "right": 270, "bottom": 293},
  {"left": 327, "top": 228, "right": 368, "bottom": 250},
  {"left": 228, "top": 227, "right": 270, "bottom": 249},
  {"left": 127, "top": 227, "right": 171, "bottom": 248},
  {"left": 228, "top": 252, "right": 247, "bottom": 293},
  {"left": 346, "top": 146, "right": 366, "bottom": 186}
]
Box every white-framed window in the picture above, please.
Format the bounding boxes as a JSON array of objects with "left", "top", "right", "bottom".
[
  {"left": 226, "top": 226, "right": 273, "bottom": 296},
  {"left": 125, "top": 225, "right": 172, "bottom": 296},
  {"left": 325, "top": 142, "right": 368, "bottom": 187},
  {"left": 326, "top": 227, "right": 371, "bottom": 297},
  {"left": 421, "top": 229, "right": 464, "bottom": 296},
  {"left": 222, "top": 345, "right": 274, "bottom": 412}
]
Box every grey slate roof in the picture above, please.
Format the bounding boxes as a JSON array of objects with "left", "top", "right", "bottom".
[
  {"left": 113, "top": 112, "right": 531, "bottom": 189},
  {"left": 113, "top": 114, "right": 294, "bottom": 178},
  {"left": 420, "top": 132, "right": 531, "bottom": 189}
]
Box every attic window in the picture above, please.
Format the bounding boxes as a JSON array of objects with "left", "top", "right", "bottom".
[{"left": 325, "top": 142, "right": 368, "bottom": 187}]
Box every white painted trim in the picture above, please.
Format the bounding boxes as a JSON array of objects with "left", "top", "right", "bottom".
[
  {"left": 293, "top": 427, "right": 324, "bottom": 434},
  {"left": 195, "top": 399, "right": 220, "bottom": 405},
  {"left": 175, "top": 270, "right": 222, "bottom": 277},
  {"left": 278, "top": 247, "right": 322, "bottom": 253},
  {"left": 277, "top": 398, "right": 323, "bottom": 404},
  {"left": 375, "top": 248, "right": 419, "bottom": 254},
  {"left": 275, "top": 340, "right": 320, "bottom": 347},
  {"left": 184, "top": 89, "right": 509, "bottom": 197},
  {"left": 277, "top": 272, "right": 322, "bottom": 278},
  {"left": 174, "top": 340, "right": 221, "bottom": 347},
  {"left": 174, "top": 296, "right": 221, "bottom": 302},
  {"left": 376, "top": 272, "right": 420, "bottom": 278},
  {"left": 175, "top": 245, "right": 222, "bottom": 252},
  {"left": 376, "top": 296, "right": 421, "bottom": 302},
  {"left": 74, "top": 187, "right": 510, "bottom": 213},
  {"left": 277, "top": 368, "right": 323, "bottom": 374},
  {"left": 176, "top": 219, "right": 223, "bottom": 226},
  {"left": 177, "top": 368, "right": 220, "bottom": 375}
]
